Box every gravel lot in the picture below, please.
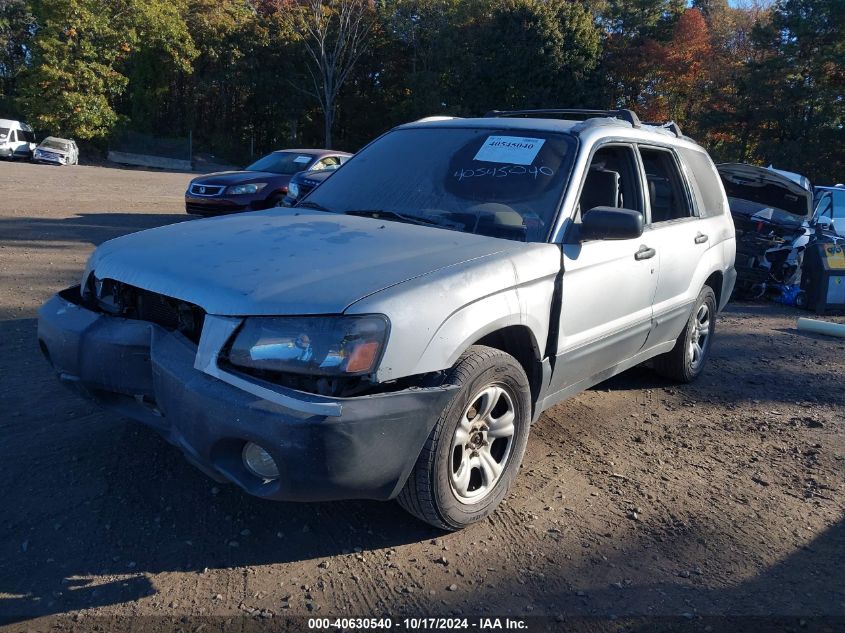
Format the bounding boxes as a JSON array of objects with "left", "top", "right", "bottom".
[{"left": 1, "top": 160, "right": 844, "bottom": 629}]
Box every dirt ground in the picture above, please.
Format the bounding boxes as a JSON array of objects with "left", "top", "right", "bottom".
[{"left": 1, "top": 160, "right": 844, "bottom": 630}]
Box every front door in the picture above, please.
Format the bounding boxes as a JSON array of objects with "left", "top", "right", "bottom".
[{"left": 551, "top": 144, "right": 658, "bottom": 392}]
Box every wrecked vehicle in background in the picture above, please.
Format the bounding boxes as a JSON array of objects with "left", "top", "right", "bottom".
[
  {"left": 33, "top": 136, "right": 79, "bottom": 165},
  {"left": 717, "top": 164, "right": 816, "bottom": 299}
]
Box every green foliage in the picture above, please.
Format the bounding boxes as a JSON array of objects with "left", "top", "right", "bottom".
[
  {"left": 454, "top": 0, "right": 601, "bottom": 113},
  {"left": 0, "top": 0, "right": 36, "bottom": 112},
  {"left": 741, "top": 0, "right": 845, "bottom": 181},
  {"left": 18, "top": 0, "right": 196, "bottom": 140},
  {"left": 1, "top": 0, "right": 843, "bottom": 182}
]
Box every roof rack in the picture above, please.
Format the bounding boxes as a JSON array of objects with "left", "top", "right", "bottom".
[
  {"left": 642, "top": 120, "right": 683, "bottom": 138},
  {"left": 484, "top": 108, "right": 641, "bottom": 128}
]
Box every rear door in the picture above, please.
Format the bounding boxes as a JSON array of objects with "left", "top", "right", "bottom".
[{"left": 637, "top": 145, "right": 716, "bottom": 345}]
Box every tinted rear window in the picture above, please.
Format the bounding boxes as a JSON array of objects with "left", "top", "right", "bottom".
[{"left": 677, "top": 147, "right": 726, "bottom": 217}]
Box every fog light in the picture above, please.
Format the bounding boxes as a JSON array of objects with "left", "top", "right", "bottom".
[{"left": 242, "top": 442, "right": 280, "bottom": 480}]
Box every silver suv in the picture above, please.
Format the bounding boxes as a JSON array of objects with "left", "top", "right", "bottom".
[{"left": 38, "top": 109, "right": 736, "bottom": 529}]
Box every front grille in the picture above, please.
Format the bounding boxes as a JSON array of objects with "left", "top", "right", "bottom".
[
  {"left": 189, "top": 183, "right": 225, "bottom": 196},
  {"left": 185, "top": 201, "right": 245, "bottom": 216},
  {"left": 88, "top": 278, "right": 206, "bottom": 343}
]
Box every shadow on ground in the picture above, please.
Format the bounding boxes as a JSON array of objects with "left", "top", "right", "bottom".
[
  {"left": 0, "top": 213, "right": 192, "bottom": 248},
  {"left": 2, "top": 297, "right": 844, "bottom": 623}
]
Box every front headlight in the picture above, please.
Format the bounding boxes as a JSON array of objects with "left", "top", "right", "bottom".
[
  {"left": 227, "top": 183, "right": 267, "bottom": 195},
  {"left": 288, "top": 182, "right": 300, "bottom": 199},
  {"left": 227, "top": 315, "right": 389, "bottom": 377}
]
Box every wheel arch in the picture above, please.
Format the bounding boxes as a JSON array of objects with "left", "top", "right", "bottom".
[
  {"left": 703, "top": 269, "right": 724, "bottom": 307},
  {"left": 471, "top": 325, "right": 544, "bottom": 414}
]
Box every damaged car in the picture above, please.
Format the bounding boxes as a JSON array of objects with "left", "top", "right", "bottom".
[
  {"left": 33, "top": 136, "right": 79, "bottom": 166},
  {"left": 717, "top": 163, "right": 816, "bottom": 298},
  {"left": 39, "top": 109, "right": 736, "bottom": 529}
]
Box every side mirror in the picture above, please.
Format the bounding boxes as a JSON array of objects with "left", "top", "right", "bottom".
[{"left": 580, "top": 206, "right": 644, "bottom": 241}]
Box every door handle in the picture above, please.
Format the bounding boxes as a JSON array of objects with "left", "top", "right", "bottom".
[
  {"left": 634, "top": 245, "right": 656, "bottom": 261},
  {"left": 695, "top": 232, "right": 709, "bottom": 244}
]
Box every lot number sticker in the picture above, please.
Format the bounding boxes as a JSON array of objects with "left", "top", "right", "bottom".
[
  {"left": 294, "top": 155, "right": 312, "bottom": 164},
  {"left": 474, "top": 136, "right": 545, "bottom": 166}
]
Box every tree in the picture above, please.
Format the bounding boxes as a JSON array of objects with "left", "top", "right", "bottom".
[
  {"left": 742, "top": 0, "right": 845, "bottom": 180},
  {"left": 283, "top": 0, "right": 377, "bottom": 148},
  {"left": 0, "top": 0, "right": 36, "bottom": 112},
  {"left": 456, "top": 0, "right": 601, "bottom": 114},
  {"left": 17, "top": 0, "right": 130, "bottom": 139},
  {"left": 18, "top": 0, "right": 195, "bottom": 141}
]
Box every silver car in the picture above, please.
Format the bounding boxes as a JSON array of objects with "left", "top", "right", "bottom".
[
  {"left": 38, "top": 109, "right": 736, "bottom": 529},
  {"left": 33, "top": 136, "right": 79, "bottom": 165}
]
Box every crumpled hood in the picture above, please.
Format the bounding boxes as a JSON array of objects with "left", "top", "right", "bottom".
[
  {"left": 85, "top": 208, "right": 523, "bottom": 315},
  {"left": 37, "top": 147, "right": 70, "bottom": 157},
  {"left": 717, "top": 163, "right": 814, "bottom": 221}
]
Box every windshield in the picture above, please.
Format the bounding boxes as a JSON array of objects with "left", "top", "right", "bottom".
[
  {"left": 0, "top": 127, "right": 8, "bottom": 139},
  {"left": 302, "top": 127, "right": 576, "bottom": 242},
  {"left": 40, "top": 139, "right": 70, "bottom": 151},
  {"left": 246, "top": 151, "right": 316, "bottom": 175}
]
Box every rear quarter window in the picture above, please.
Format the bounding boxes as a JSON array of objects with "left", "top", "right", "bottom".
[{"left": 677, "top": 147, "right": 727, "bottom": 217}]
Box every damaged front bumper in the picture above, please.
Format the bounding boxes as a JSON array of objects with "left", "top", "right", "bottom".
[{"left": 37, "top": 287, "right": 456, "bottom": 502}]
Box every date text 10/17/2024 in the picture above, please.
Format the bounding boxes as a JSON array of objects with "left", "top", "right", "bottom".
[{"left": 307, "top": 617, "right": 529, "bottom": 630}]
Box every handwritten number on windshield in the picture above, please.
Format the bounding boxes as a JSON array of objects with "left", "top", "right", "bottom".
[{"left": 453, "top": 165, "right": 554, "bottom": 181}]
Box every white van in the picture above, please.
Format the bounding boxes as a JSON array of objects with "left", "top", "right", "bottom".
[{"left": 0, "top": 119, "right": 37, "bottom": 160}]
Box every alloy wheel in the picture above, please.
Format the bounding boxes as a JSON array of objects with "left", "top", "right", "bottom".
[
  {"left": 688, "top": 302, "right": 711, "bottom": 370},
  {"left": 448, "top": 384, "right": 516, "bottom": 502}
]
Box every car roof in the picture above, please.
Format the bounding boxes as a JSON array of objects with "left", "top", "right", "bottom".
[
  {"left": 272, "top": 148, "right": 352, "bottom": 157},
  {"left": 0, "top": 118, "right": 31, "bottom": 130},
  {"left": 398, "top": 114, "right": 705, "bottom": 152},
  {"left": 41, "top": 136, "right": 72, "bottom": 143}
]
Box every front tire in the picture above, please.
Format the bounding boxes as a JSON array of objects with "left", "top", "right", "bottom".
[
  {"left": 653, "top": 286, "right": 717, "bottom": 383},
  {"left": 397, "top": 345, "right": 532, "bottom": 530}
]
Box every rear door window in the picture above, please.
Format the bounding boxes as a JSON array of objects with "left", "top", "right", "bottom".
[
  {"left": 677, "top": 147, "right": 726, "bottom": 217},
  {"left": 639, "top": 147, "right": 694, "bottom": 223}
]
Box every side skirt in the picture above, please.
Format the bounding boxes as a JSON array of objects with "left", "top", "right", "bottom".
[{"left": 533, "top": 339, "right": 676, "bottom": 419}]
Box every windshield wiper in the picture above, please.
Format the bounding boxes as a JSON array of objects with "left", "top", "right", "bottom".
[
  {"left": 296, "top": 200, "right": 331, "bottom": 212},
  {"left": 344, "top": 209, "right": 443, "bottom": 227}
]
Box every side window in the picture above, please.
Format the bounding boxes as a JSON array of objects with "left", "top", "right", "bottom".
[
  {"left": 576, "top": 145, "right": 643, "bottom": 223},
  {"left": 677, "top": 147, "right": 726, "bottom": 217},
  {"left": 311, "top": 157, "right": 340, "bottom": 172},
  {"left": 830, "top": 191, "right": 845, "bottom": 220},
  {"left": 10, "top": 130, "right": 18, "bottom": 142},
  {"left": 640, "top": 147, "right": 693, "bottom": 223},
  {"left": 322, "top": 156, "right": 342, "bottom": 171},
  {"left": 816, "top": 192, "right": 833, "bottom": 219}
]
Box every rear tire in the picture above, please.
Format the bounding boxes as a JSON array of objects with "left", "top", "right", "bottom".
[
  {"left": 397, "top": 345, "right": 532, "bottom": 530},
  {"left": 653, "top": 286, "right": 717, "bottom": 383}
]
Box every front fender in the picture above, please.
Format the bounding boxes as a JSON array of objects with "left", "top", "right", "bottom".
[{"left": 346, "top": 244, "right": 561, "bottom": 381}]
